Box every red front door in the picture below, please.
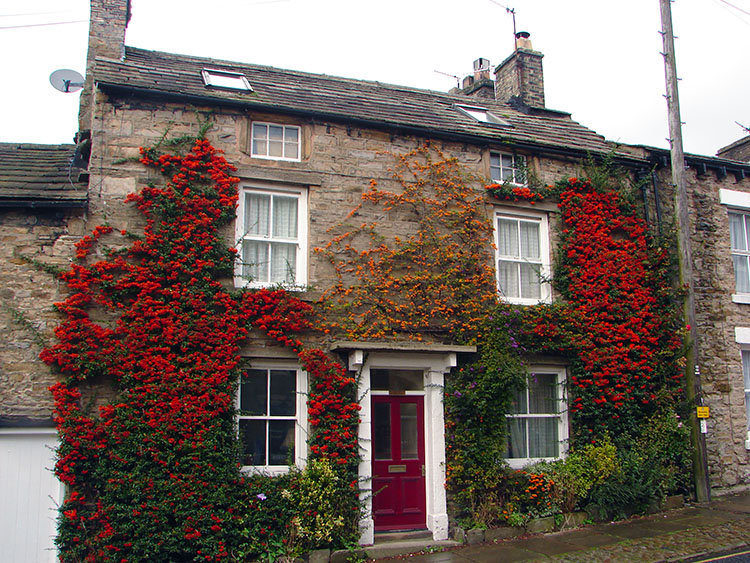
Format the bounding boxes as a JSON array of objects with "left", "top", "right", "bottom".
[{"left": 371, "top": 395, "right": 426, "bottom": 531}]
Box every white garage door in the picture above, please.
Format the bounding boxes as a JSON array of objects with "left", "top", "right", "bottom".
[{"left": 0, "top": 428, "right": 62, "bottom": 563}]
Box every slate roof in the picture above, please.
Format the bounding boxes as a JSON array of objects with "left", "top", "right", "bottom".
[
  {"left": 94, "top": 47, "right": 644, "bottom": 163},
  {"left": 0, "top": 143, "right": 87, "bottom": 207}
]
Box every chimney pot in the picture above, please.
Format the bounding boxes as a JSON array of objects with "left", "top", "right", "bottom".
[
  {"left": 473, "top": 57, "right": 491, "bottom": 81},
  {"left": 515, "top": 30, "right": 533, "bottom": 50}
]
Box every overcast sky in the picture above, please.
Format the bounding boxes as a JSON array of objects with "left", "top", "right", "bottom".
[{"left": 2, "top": 0, "right": 748, "bottom": 157}]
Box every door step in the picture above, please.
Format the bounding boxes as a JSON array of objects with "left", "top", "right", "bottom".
[
  {"left": 366, "top": 530, "right": 458, "bottom": 560},
  {"left": 374, "top": 529, "right": 432, "bottom": 544}
]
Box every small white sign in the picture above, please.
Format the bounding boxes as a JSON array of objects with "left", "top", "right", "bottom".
[{"left": 700, "top": 419, "right": 708, "bottom": 434}]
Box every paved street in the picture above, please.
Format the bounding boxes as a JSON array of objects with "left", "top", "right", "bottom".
[{"left": 373, "top": 491, "right": 750, "bottom": 562}]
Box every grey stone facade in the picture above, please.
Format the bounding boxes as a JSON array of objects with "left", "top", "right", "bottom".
[{"left": 2, "top": 0, "right": 750, "bottom": 497}]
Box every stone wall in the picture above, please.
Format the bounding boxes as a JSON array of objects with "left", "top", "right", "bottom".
[
  {"left": 86, "top": 92, "right": 582, "bottom": 304},
  {"left": 653, "top": 165, "right": 750, "bottom": 489},
  {"left": 0, "top": 207, "right": 85, "bottom": 419}
]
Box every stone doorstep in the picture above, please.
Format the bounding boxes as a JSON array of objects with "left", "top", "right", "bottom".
[{"left": 361, "top": 539, "right": 459, "bottom": 560}]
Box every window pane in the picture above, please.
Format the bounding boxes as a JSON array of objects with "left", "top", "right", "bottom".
[
  {"left": 284, "top": 141, "right": 299, "bottom": 159},
  {"left": 270, "top": 242, "right": 297, "bottom": 283},
  {"left": 520, "top": 222, "right": 540, "bottom": 259},
  {"left": 506, "top": 418, "right": 527, "bottom": 458},
  {"left": 268, "top": 420, "right": 295, "bottom": 465},
  {"left": 241, "top": 369, "right": 268, "bottom": 415},
  {"left": 490, "top": 153, "right": 500, "bottom": 168},
  {"left": 272, "top": 196, "right": 298, "bottom": 238},
  {"left": 371, "top": 369, "right": 424, "bottom": 392},
  {"left": 498, "top": 260, "right": 519, "bottom": 298},
  {"left": 239, "top": 419, "right": 266, "bottom": 466},
  {"left": 730, "top": 213, "right": 746, "bottom": 251},
  {"left": 269, "top": 126, "right": 284, "bottom": 157},
  {"left": 285, "top": 127, "right": 299, "bottom": 142},
  {"left": 734, "top": 255, "right": 750, "bottom": 293},
  {"left": 252, "top": 123, "right": 267, "bottom": 138},
  {"left": 528, "top": 417, "right": 559, "bottom": 458},
  {"left": 528, "top": 373, "right": 557, "bottom": 414},
  {"left": 497, "top": 219, "right": 519, "bottom": 257},
  {"left": 269, "top": 140, "right": 283, "bottom": 158},
  {"left": 502, "top": 154, "right": 513, "bottom": 168},
  {"left": 509, "top": 386, "right": 528, "bottom": 415},
  {"left": 520, "top": 263, "right": 541, "bottom": 299},
  {"left": 269, "top": 125, "right": 284, "bottom": 141},
  {"left": 373, "top": 402, "right": 392, "bottom": 460},
  {"left": 245, "top": 193, "right": 270, "bottom": 236},
  {"left": 269, "top": 369, "right": 296, "bottom": 416},
  {"left": 242, "top": 240, "right": 269, "bottom": 282},
  {"left": 251, "top": 124, "right": 267, "bottom": 156},
  {"left": 252, "top": 139, "right": 267, "bottom": 156},
  {"left": 400, "top": 403, "right": 418, "bottom": 460}
]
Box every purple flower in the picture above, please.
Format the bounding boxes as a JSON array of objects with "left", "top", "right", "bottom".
[
  {"left": 454, "top": 391, "right": 462, "bottom": 398},
  {"left": 257, "top": 493, "right": 267, "bottom": 501}
]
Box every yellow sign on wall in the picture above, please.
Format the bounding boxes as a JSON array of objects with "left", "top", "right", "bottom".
[{"left": 696, "top": 406, "right": 710, "bottom": 419}]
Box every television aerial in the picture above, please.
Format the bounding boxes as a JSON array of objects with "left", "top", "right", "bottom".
[{"left": 49, "top": 69, "right": 84, "bottom": 93}]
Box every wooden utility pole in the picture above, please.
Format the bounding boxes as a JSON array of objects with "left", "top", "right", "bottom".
[{"left": 659, "top": 0, "right": 711, "bottom": 502}]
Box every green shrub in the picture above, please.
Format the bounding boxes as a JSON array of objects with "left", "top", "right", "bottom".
[
  {"left": 534, "top": 435, "right": 619, "bottom": 512},
  {"left": 584, "top": 408, "right": 692, "bottom": 520},
  {"left": 282, "top": 458, "right": 357, "bottom": 555}
]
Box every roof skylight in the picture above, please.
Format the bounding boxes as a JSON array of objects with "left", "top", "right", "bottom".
[
  {"left": 201, "top": 68, "right": 253, "bottom": 92},
  {"left": 455, "top": 104, "right": 510, "bottom": 126}
]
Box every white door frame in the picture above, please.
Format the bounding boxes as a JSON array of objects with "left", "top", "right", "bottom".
[{"left": 348, "top": 350, "right": 458, "bottom": 545}]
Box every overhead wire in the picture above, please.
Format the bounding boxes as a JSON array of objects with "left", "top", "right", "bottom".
[
  {"left": 0, "top": 20, "right": 87, "bottom": 30},
  {"left": 710, "top": 0, "right": 750, "bottom": 26}
]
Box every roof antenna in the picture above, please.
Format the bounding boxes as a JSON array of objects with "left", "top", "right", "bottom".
[
  {"left": 49, "top": 69, "right": 84, "bottom": 93},
  {"left": 487, "top": 0, "right": 517, "bottom": 49},
  {"left": 434, "top": 69, "right": 461, "bottom": 89}
]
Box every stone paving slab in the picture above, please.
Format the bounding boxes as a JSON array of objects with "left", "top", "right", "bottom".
[{"left": 371, "top": 492, "right": 750, "bottom": 563}]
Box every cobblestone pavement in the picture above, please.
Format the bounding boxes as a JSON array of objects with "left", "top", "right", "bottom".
[{"left": 379, "top": 491, "right": 750, "bottom": 562}]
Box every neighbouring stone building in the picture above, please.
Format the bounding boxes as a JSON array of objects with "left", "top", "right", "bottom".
[
  {"left": 2, "top": 0, "right": 750, "bottom": 558},
  {"left": 0, "top": 143, "right": 87, "bottom": 562},
  {"left": 719, "top": 134, "right": 750, "bottom": 163}
]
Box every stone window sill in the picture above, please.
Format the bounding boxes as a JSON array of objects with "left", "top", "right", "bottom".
[{"left": 732, "top": 294, "right": 750, "bottom": 304}]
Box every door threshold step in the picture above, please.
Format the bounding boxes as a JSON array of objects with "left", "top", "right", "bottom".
[
  {"left": 366, "top": 538, "right": 458, "bottom": 560},
  {"left": 375, "top": 529, "right": 432, "bottom": 543}
]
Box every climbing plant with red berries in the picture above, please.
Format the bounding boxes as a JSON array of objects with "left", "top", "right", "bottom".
[
  {"left": 42, "top": 137, "right": 359, "bottom": 562},
  {"left": 523, "top": 177, "right": 685, "bottom": 440}
]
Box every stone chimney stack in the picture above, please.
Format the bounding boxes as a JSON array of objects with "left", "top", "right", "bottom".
[
  {"left": 78, "top": 0, "right": 131, "bottom": 134},
  {"left": 456, "top": 58, "right": 495, "bottom": 100},
  {"left": 494, "top": 31, "right": 545, "bottom": 108}
]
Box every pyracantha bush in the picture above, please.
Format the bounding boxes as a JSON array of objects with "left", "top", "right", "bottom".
[{"left": 43, "top": 138, "right": 359, "bottom": 562}]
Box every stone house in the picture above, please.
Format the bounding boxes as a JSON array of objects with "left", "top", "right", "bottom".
[{"left": 2, "top": 0, "right": 750, "bottom": 557}]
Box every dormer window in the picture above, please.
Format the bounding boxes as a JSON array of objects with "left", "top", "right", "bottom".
[
  {"left": 455, "top": 104, "right": 510, "bottom": 126},
  {"left": 201, "top": 68, "right": 253, "bottom": 92}
]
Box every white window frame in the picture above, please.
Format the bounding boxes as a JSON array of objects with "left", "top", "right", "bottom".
[
  {"left": 250, "top": 121, "right": 301, "bottom": 161},
  {"left": 720, "top": 189, "right": 750, "bottom": 303},
  {"left": 741, "top": 351, "right": 750, "bottom": 450},
  {"left": 505, "top": 366, "right": 568, "bottom": 469},
  {"left": 734, "top": 328, "right": 750, "bottom": 449},
  {"left": 494, "top": 207, "right": 551, "bottom": 305},
  {"left": 235, "top": 183, "right": 308, "bottom": 288},
  {"left": 237, "top": 362, "right": 308, "bottom": 475},
  {"left": 455, "top": 104, "right": 510, "bottom": 126},
  {"left": 201, "top": 68, "right": 253, "bottom": 91},
  {"left": 729, "top": 210, "right": 750, "bottom": 300},
  {"left": 490, "top": 151, "right": 527, "bottom": 186}
]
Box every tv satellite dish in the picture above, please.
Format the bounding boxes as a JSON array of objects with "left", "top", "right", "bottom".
[{"left": 49, "top": 69, "right": 84, "bottom": 93}]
